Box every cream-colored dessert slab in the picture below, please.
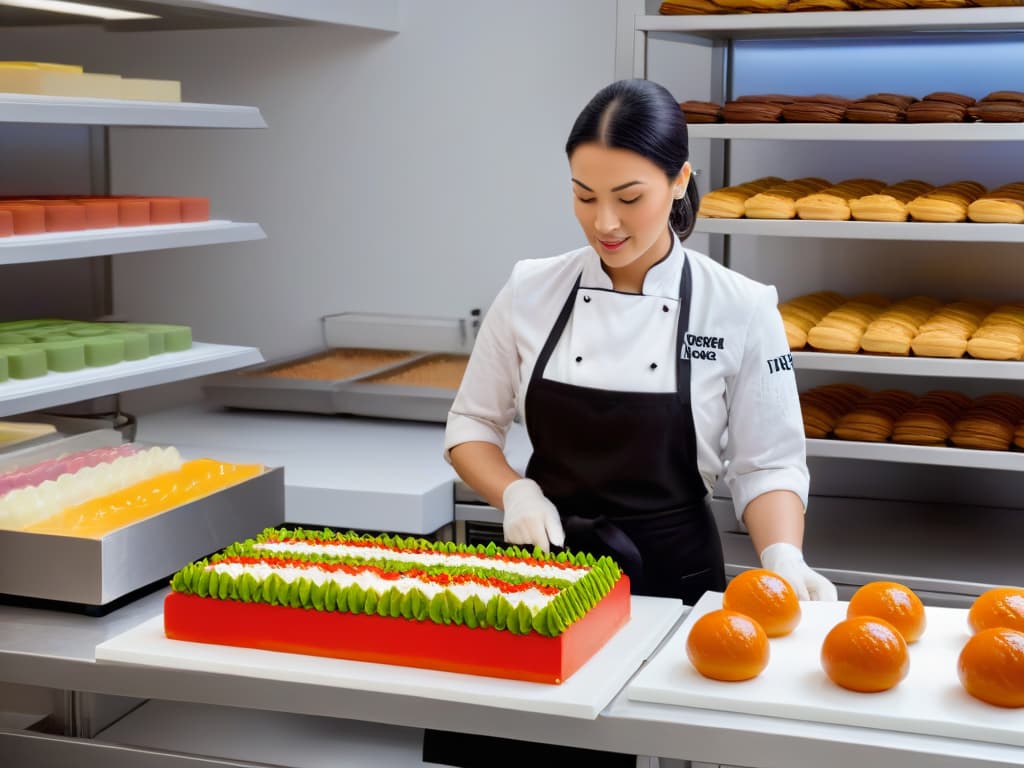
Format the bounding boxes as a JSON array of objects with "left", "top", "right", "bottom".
[
  {"left": 627, "top": 592, "right": 1023, "bottom": 747},
  {"left": 96, "top": 595, "right": 683, "bottom": 720}
]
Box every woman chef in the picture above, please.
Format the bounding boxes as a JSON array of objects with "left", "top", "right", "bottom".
[
  {"left": 443, "top": 78, "right": 836, "bottom": 606},
  {"left": 425, "top": 77, "right": 837, "bottom": 768}
]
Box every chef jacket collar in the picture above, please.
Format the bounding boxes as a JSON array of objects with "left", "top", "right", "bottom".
[{"left": 580, "top": 228, "right": 683, "bottom": 299}]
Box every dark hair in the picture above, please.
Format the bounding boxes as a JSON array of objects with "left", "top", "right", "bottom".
[{"left": 565, "top": 79, "right": 699, "bottom": 241}]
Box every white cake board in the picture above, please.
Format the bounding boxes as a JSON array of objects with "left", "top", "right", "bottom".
[
  {"left": 96, "top": 595, "right": 683, "bottom": 720},
  {"left": 627, "top": 592, "right": 1024, "bottom": 747}
]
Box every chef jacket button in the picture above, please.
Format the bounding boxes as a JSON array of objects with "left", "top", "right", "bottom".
[
  {"left": 583, "top": 295, "right": 591, "bottom": 303},
  {"left": 576, "top": 356, "right": 583, "bottom": 363},
  {"left": 662, "top": 305, "right": 669, "bottom": 313},
  {"left": 650, "top": 363, "right": 658, "bottom": 370}
]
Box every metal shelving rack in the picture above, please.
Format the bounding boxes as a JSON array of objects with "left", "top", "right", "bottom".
[
  {"left": 619, "top": 2, "right": 1024, "bottom": 471},
  {"left": 0, "top": 0, "right": 407, "bottom": 417},
  {"left": 0, "top": 97, "right": 268, "bottom": 413}
]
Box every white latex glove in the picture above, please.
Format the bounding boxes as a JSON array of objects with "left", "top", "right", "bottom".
[
  {"left": 759, "top": 542, "right": 837, "bottom": 602},
  {"left": 501, "top": 478, "right": 565, "bottom": 554}
]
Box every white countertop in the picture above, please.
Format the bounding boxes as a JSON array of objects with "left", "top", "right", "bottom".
[{"left": 136, "top": 403, "right": 533, "bottom": 534}]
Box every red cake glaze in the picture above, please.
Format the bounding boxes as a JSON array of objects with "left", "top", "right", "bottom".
[{"left": 165, "top": 574, "right": 631, "bottom": 684}]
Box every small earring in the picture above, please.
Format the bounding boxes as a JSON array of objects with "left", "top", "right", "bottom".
[{"left": 673, "top": 188, "right": 684, "bottom": 200}]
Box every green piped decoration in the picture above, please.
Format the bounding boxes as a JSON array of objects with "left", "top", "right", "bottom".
[
  {"left": 325, "top": 581, "right": 341, "bottom": 612},
  {"left": 444, "top": 591, "right": 463, "bottom": 626},
  {"left": 407, "top": 588, "right": 428, "bottom": 621},
  {"left": 197, "top": 568, "right": 211, "bottom": 598},
  {"left": 514, "top": 603, "right": 533, "bottom": 635},
  {"left": 270, "top": 574, "right": 288, "bottom": 607},
  {"left": 217, "top": 572, "right": 232, "bottom": 601},
  {"left": 347, "top": 584, "right": 366, "bottom": 614},
  {"left": 495, "top": 597, "right": 511, "bottom": 631},
  {"left": 286, "top": 579, "right": 302, "bottom": 609},
  {"left": 428, "top": 593, "right": 446, "bottom": 624},
  {"left": 169, "top": 526, "right": 627, "bottom": 637},
  {"left": 364, "top": 588, "right": 380, "bottom": 616},
  {"left": 310, "top": 581, "right": 326, "bottom": 611},
  {"left": 239, "top": 573, "right": 255, "bottom": 603},
  {"left": 376, "top": 589, "right": 392, "bottom": 618},
  {"left": 463, "top": 595, "right": 483, "bottom": 629}
]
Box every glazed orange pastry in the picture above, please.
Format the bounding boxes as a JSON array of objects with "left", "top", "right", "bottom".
[
  {"left": 847, "top": 581, "right": 927, "bottom": 643},
  {"left": 968, "top": 587, "right": 1024, "bottom": 634},
  {"left": 722, "top": 568, "right": 802, "bottom": 638},
  {"left": 958, "top": 627, "right": 1024, "bottom": 708},
  {"left": 24, "top": 459, "right": 263, "bottom": 538},
  {"left": 821, "top": 616, "right": 909, "bottom": 693},
  {"left": 686, "top": 609, "right": 770, "bottom": 682}
]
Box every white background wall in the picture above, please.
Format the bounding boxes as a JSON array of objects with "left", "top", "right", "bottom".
[{"left": 0, "top": 1, "right": 723, "bottom": 411}]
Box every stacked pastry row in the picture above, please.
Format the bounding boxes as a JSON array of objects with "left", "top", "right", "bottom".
[
  {"left": 0, "top": 195, "right": 210, "bottom": 237},
  {"left": 680, "top": 91, "right": 1024, "bottom": 124},
  {"left": 660, "top": 0, "right": 1023, "bottom": 15},
  {"left": 699, "top": 176, "right": 1024, "bottom": 223},
  {"left": 780, "top": 292, "right": 1024, "bottom": 360},
  {"left": 801, "top": 383, "right": 1024, "bottom": 451}
]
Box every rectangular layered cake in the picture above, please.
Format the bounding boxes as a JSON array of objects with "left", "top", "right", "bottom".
[{"left": 164, "top": 528, "right": 630, "bottom": 684}]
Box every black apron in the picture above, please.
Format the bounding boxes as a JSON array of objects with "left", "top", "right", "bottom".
[
  {"left": 524, "top": 252, "right": 725, "bottom": 603},
  {"left": 423, "top": 250, "right": 726, "bottom": 768}
]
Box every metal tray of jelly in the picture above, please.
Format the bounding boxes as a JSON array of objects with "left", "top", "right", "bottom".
[{"left": 0, "top": 464, "right": 284, "bottom": 607}]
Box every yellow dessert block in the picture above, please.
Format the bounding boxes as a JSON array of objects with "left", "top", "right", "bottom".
[
  {"left": 120, "top": 78, "right": 181, "bottom": 102},
  {"left": 0, "top": 69, "right": 122, "bottom": 99},
  {"left": 23, "top": 459, "right": 264, "bottom": 538},
  {"left": 0, "top": 62, "right": 83, "bottom": 73},
  {"left": 0, "top": 421, "right": 56, "bottom": 447}
]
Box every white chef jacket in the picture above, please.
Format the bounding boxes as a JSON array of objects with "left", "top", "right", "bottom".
[{"left": 444, "top": 233, "right": 809, "bottom": 523}]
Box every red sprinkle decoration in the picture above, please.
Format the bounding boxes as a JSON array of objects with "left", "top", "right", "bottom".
[
  {"left": 212, "top": 556, "right": 562, "bottom": 596},
  {"left": 260, "top": 538, "right": 588, "bottom": 572}
]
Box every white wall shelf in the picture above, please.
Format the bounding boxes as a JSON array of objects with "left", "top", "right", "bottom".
[
  {"left": 0, "top": 0, "right": 400, "bottom": 33},
  {"left": 131, "top": 0, "right": 400, "bottom": 31},
  {"left": 0, "top": 343, "right": 263, "bottom": 418},
  {"left": 0, "top": 221, "right": 265, "bottom": 266},
  {"left": 695, "top": 217, "right": 1024, "bottom": 242},
  {"left": 0, "top": 94, "right": 266, "bottom": 128},
  {"left": 638, "top": 7, "right": 1024, "bottom": 39},
  {"left": 793, "top": 351, "right": 1024, "bottom": 379},
  {"left": 807, "top": 438, "right": 1024, "bottom": 472},
  {"left": 688, "top": 123, "right": 1024, "bottom": 142}
]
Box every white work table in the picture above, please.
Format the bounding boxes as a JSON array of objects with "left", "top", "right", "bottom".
[
  {"left": 135, "top": 403, "right": 534, "bottom": 535},
  {"left": 4, "top": 405, "right": 1023, "bottom": 766},
  {"left": 2, "top": 587, "right": 1023, "bottom": 768}
]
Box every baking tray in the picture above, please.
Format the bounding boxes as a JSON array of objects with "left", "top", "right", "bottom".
[
  {"left": 627, "top": 591, "right": 1024, "bottom": 749},
  {"left": 0, "top": 466, "right": 284, "bottom": 607},
  {"left": 202, "top": 314, "right": 476, "bottom": 422},
  {"left": 332, "top": 353, "right": 468, "bottom": 423},
  {"left": 201, "top": 348, "right": 428, "bottom": 415}
]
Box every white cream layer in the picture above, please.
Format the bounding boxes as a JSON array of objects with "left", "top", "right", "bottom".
[
  {"left": 254, "top": 541, "right": 588, "bottom": 582},
  {"left": 209, "top": 561, "right": 558, "bottom": 613}
]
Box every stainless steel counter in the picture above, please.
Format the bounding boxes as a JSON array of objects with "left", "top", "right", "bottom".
[
  {"left": 4, "top": 408, "right": 1022, "bottom": 766},
  {"left": 2, "top": 593, "right": 1023, "bottom": 767}
]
